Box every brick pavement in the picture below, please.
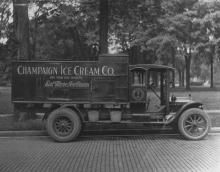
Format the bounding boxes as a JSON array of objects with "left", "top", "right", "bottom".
[{"left": 0, "top": 134, "right": 220, "bottom": 172}]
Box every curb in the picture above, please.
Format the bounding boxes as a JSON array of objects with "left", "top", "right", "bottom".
[
  {"left": 210, "top": 127, "right": 220, "bottom": 133},
  {"left": 0, "top": 130, "right": 48, "bottom": 137}
]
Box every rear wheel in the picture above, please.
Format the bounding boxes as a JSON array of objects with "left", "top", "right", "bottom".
[
  {"left": 46, "top": 108, "right": 82, "bottom": 142},
  {"left": 178, "top": 108, "right": 210, "bottom": 140}
]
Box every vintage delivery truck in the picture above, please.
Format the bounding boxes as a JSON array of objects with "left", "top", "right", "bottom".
[{"left": 12, "top": 54, "right": 210, "bottom": 142}]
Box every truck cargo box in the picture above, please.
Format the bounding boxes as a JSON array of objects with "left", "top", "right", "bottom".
[{"left": 12, "top": 61, "right": 128, "bottom": 104}]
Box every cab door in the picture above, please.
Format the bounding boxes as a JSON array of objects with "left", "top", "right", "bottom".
[{"left": 130, "top": 69, "right": 146, "bottom": 103}]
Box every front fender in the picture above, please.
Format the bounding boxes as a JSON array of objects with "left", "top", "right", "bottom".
[{"left": 175, "top": 101, "right": 203, "bottom": 120}]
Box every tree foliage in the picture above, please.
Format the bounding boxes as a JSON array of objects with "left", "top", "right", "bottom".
[
  {"left": 1, "top": 0, "right": 220, "bottom": 88},
  {"left": 0, "top": 0, "right": 11, "bottom": 40}
]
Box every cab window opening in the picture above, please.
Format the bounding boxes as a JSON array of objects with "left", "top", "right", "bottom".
[{"left": 132, "top": 70, "right": 145, "bottom": 86}]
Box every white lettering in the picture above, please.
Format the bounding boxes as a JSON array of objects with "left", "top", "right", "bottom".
[
  {"left": 74, "top": 66, "right": 80, "bottom": 75},
  {"left": 108, "top": 67, "right": 114, "bottom": 76},
  {"left": 17, "top": 65, "right": 23, "bottom": 75},
  {"left": 93, "top": 68, "right": 100, "bottom": 75},
  {"left": 102, "top": 66, "right": 108, "bottom": 76},
  {"left": 16, "top": 66, "right": 58, "bottom": 75},
  {"left": 80, "top": 67, "right": 84, "bottom": 75}
]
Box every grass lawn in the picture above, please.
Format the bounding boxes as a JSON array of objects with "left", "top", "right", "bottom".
[
  {"left": 0, "top": 86, "right": 220, "bottom": 131},
  {"left": 171, "top": 90, "right": 220, "bottom": 110},
  {"left": 0, "top": 87, "right": 13, "bottom": 114}
]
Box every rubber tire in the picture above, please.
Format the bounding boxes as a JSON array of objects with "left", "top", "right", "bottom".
[
  {"left": 46, "top": 108, "right": 82, "bottom": 142},
  {"left": 178, "top": 108, "right": 210, "bottom": 140}
]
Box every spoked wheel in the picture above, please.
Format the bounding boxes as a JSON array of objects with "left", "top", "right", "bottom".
[
  {"left": 178, "top": 108, "right": 210, "bottom": 140},
  {"left": 46, "top": 108, "right": 82, "bottom": 142},
  {"left": 53, "top": 116, "right": 74, "bottom": 137}
]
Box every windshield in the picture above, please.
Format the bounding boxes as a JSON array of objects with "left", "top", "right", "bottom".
[{"left": 147, "top": 70, "right": 169, "bottom": 112}]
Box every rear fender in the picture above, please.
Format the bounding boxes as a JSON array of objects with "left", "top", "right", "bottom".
[
  {"left": 43, "top": 104, "right": 85, "bottom": 122},
  {"left": 60, "top": 104, "right": 85, "bottom": 122}
]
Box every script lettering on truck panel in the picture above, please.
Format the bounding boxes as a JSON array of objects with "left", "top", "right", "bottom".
[
  {"left": 16, "top": 65, "right": 115, "bottom": 76},
  {"left": 45, "top": 80, "right": 90, "bottom": 88}
]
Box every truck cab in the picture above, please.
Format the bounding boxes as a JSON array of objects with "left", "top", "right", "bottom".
[{"left": 129, "top": 64, "right": 172, "bottom": 115}]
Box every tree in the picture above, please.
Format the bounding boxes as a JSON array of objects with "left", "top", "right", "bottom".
[
  {"left": 26, "top": 0, "right": 99, "bottom": 61},
  {"left": 163, "top": 6, "right": 200, "bottom": 90},
  {"left": 108, "top": 0, "right": 164, "bottom": 64},
  {"left": 0, "top": 0, "right": 11, "bottom": 65},
  {"left": 195, "top": 1, "right": 220, "bottom": 88}
]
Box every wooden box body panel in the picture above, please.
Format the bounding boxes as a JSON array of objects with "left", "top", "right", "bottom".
[{"left": 12, "top": 61, "right": 128, "bottom": 104}]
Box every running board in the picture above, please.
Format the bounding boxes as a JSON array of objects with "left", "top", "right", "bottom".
[
  {"left": 84, "top": 120, "right": 168, "bottom": 124},
  {"left": 132, "top": 113, "right": 164, "bottom": 120}
]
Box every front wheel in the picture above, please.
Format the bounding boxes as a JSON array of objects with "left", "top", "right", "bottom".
[
  {"left": 178, "top": 108, "right": 210, "bottom": 140},
  {"left": 46, "top": 108, "right": 82, "bottom": 142}
]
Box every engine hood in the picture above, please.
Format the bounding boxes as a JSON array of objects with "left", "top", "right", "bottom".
[{"left": 175, "top": 96, "right": 193, "bottom": 103}]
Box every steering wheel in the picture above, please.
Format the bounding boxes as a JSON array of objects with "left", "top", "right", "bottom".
[{"left": 150, "top": 83, "right": 155, "bottom": 87}]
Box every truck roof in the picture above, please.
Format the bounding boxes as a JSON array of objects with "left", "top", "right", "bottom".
[{"left": 129, "top": 64, "right": 175, "bottom": 71}]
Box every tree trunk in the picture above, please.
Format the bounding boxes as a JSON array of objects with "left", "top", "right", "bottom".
[
  {"left": 171, "top": 49, "right": 175, "bottom": 88},
  {"left": 210, "top": 55, "right": 214, "bottom": 88},
  {"left": 32, "top": 18, "right": 38, "bottom": 60},
  {"left": 99, "top": 0, "right": 108, "bottom": 54},
  {"left": 181, "top": 69, "right": 185, "bottom": 87},
  {"left": 172, "top": 70, "right": 175, "bottom": 88},
  {"left": 13, "top": 0, "right": 30, "bottom": 60},
  {"left": 129, "top": 46, "right": 138, "bottom": 64},
  {"left": 72, "top": 27, "right": 89, "bottom": 60},
  {"left": 178, "top": 69, "right": 181, "bottom": 87},
  {"left": 13, "top": 0, "right": 33, "bottom": 121},
  {"left": 185, "top": 54, "right": 191, "bottom": 90}
]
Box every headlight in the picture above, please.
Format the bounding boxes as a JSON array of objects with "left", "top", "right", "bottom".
[{"left": 198, "top": 105, "right": 203, "bottom": 109}]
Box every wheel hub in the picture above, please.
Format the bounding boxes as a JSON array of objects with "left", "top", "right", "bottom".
[{"left": 53, "top": 116, "right": 74, "bottom": 136}]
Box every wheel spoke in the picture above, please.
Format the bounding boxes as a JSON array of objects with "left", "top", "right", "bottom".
[
  {"left": 196, "top": 116, "right": 201, "bottom": 121},
  {"left": 53, "top": 116, "right": 74, "bottom": 136},
  {"left": 197, "top": 119, "right": 204, "bottom": 123},
  {"left": 187, "top": 126, "right": 194, "bottom": 132},
  {"left": 66, "top": 126, "right": 71, "bottom": 129},
  {"left": 197, "top": 123, "right": 206, "bottom": 129},
  {"left": 184, "top": 124, "right": 192, "bottom": 128},
  {"left": 185, "top": 120, "right": 193, "bottom": 124},
  {"left": 188, "top": 116, "right": 193, "bottom": 122}
]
